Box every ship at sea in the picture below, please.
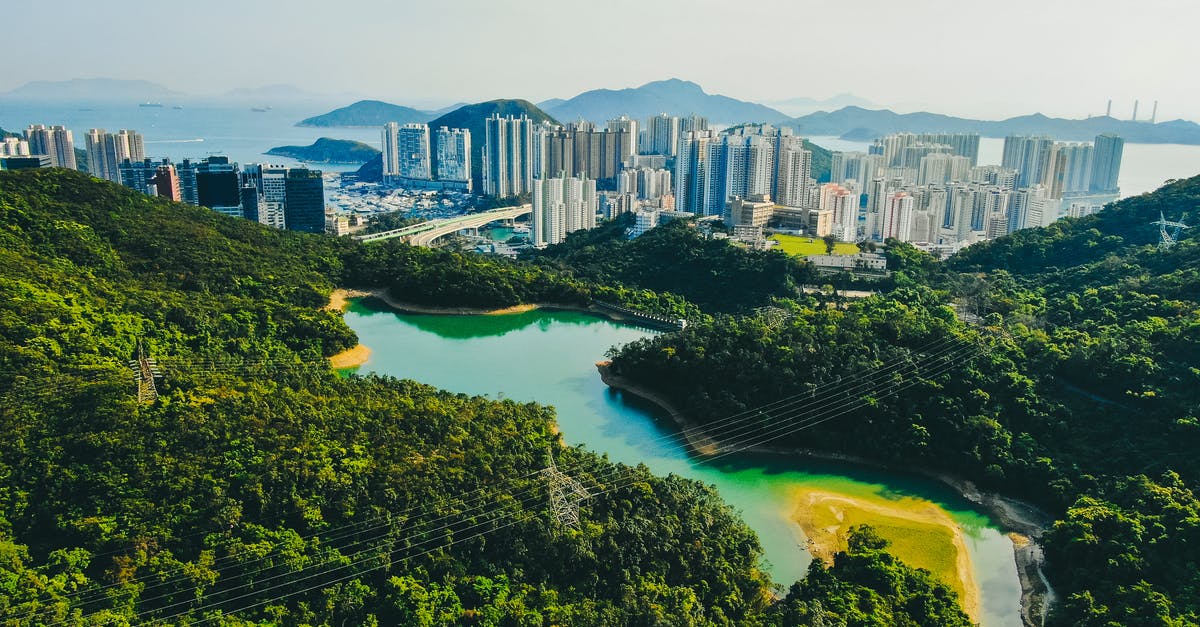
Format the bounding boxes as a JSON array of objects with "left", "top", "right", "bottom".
[
  {"left": 139, "top": 102, "right": 164, "bottom": 108},
  {"left": 250, "top": 106, "right": 273, "bottom": 112}
]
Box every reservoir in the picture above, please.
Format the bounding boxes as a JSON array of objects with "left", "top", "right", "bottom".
[{"left": 343, "top": 299, "right": 1023, "bottom": 626}]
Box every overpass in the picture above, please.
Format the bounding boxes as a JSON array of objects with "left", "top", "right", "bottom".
[{"left": 354, "top": 205, "right": 531, "bottom": 247}]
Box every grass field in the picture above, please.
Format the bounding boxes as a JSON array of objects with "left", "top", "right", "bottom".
[
  {"left": 769, "top": 234, "right": 860, "bottom": 257},
  {"left": 792, "top": 488, "right": 977, "bottom": 620}
]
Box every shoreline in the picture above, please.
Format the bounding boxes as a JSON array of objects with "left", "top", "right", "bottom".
[
  {"left": 793, "top": 487, "right": 980, "bottom": 621},
  {"left": 597, "top": 361, "right": 1053, "bottom": 627}
]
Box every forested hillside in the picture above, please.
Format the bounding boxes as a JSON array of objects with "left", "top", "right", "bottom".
[
  {"left": 0, "top": 170, "right": 971, "bottom": 625},
  {"left": 608, "top": 175, "right": 1200, "bottom": 625}
]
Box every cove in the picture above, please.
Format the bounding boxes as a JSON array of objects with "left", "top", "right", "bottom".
[{"left": 342, "top": 298, "right": 1023, "bottom": 626}]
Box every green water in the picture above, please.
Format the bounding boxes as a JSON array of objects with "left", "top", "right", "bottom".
[{"left": 343, "top": 300, "right": 1022, "bottom": 626}]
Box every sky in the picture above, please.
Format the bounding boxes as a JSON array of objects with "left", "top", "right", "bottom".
[{"left": 5, "top": 0, "right": 1199, "bottom": 121}]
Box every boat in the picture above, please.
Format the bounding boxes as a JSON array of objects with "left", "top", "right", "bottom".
[
  {"left": 250, "top": 106, "right": 272, "bottom": 112},
  {"left": 139, "top": 102, "right": 163, "bottom": 108},
  {"left": 172, "top": 105, "right": 184, "bottom": 110}
]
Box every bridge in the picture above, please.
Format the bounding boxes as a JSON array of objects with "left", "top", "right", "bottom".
[{"left": 354, "top": 205, "right": 532, "bottom": 247}]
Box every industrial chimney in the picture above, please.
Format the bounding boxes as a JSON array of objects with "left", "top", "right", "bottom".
[
  {"left": 1106, "top": 99, "right": 1112, "bottom": 117},
  {"left": 1132, "top": 100, "right": 1139, "bottom": 122},
  {"left": 1151, "top": 101, "right": 1158, "bottom": 124}
]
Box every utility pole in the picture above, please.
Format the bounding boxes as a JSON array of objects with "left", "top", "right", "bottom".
[
  {"left": 542, "top": 452, "right": 589, "bottom": 529},
  {"left": 128, "top": 340, "right": 161, "bottom": 403}
]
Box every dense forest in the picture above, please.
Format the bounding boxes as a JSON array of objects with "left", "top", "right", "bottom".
[
  {"left": 607, "top": 176, "right": 1200, "bottom": 625},
  {"left": 0, "top": 169, "right": 971, "bottom": 625}
]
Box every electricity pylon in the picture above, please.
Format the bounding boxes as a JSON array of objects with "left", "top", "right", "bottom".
[
  {"left": 542, "top": 452, "right": 589, "bottom": 529},
  {"left": 128, "top": 341, "right": 161, "bottom": 403},
  {"left": 1151, "top": 211, "right": 1190, "bottom": 250}
]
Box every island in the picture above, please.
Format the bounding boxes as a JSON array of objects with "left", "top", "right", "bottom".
[{"left": 265, "top": 137, "right": 381, "bottom": 164}]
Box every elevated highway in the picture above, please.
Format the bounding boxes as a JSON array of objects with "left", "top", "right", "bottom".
[{"left": 354, "top": 205, "right": 531, "bottom": 247}]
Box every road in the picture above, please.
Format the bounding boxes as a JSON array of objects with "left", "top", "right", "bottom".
[{"left": 354, "top": 205, "right": 531, "bottom": 247}]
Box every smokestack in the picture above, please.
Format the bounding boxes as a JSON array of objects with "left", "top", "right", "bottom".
[
  {"left": 1106, "top": 99, "right": 1112, "bottom": 117},
  {"left": 1151, "top": 101, "right": 1158, "bottom": 124},
  {"left": 1132, "top": 100, "right": 1139, "bottom": 122}
]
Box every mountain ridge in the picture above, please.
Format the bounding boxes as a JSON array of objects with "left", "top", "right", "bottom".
[
  {"left": 544, "top": 78, "right": 791, "bottom": 125},
  {"left": 266, "top": 137, "right": 380, "bottom": 164},
  {"left": 297, "top": 99, "right": 434, "bottom": 127},
  {"left": 789, "top": 106, "right": 1200, "bottom": 144}
]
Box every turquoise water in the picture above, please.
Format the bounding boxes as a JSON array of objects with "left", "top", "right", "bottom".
[{"left": 343, "top": 301, "right": 1023, "bottom": 626}]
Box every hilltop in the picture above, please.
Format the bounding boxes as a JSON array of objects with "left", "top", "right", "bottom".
[
  {"left": 1, "top": 77, "right": 186, "bottom": 101},
  {"left": 297, "top": 99, "right": 434, "bottom": 127},
  {"left": 266, "top": 137, "right": 380, "bottom": 164},
  {"left": 542, "top": 78, "right": 790, "bottom": 125},
  {"left": 355, "top": 99, "right": 557, "bottom": 190},
  {"left": 789, "top": 106, "right": 1200, "bottom": 144}
]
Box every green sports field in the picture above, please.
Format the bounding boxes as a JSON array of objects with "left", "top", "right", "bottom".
[{"left": 769, "top": 234, "right": 860, "bottom": 256}]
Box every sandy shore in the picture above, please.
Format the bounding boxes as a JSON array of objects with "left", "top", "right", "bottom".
[
  {"left": 597, "top": 361, "right": 1053, "bottom": 626},
  {"left": 329, "top": 344, "right": 372, "bottom": 369},
  {"left": 794, "top": 488, "right": 979, "bottom": 621}
]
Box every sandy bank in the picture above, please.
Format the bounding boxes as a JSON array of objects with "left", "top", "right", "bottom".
[
  {"left": 329, "top": 344, "right": 372, "bottom": 369},
  {"left": 596, "top": 362, "right": 1053, "bottom": 626},
  {"left": 793, "top": 487, "right": 979, "bottom": 621}
]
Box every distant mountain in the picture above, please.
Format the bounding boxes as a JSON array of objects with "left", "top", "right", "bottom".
[
  {"left": 543, "top": 79, "right": 790, "bottom": 125},
  {"left": 787, "top": 106, "right": 1200, "bottom": 145},
  {"left": 2, "top": 78, "right": 186, "bottom": 101},
  {"left": 297, "top": 100, "right": 434, "bottom": 127},
  {"left": 356, "top": 99, "right": 557, "bottom": 191},
  {"left": 768, "top": 94, "right": 874, "bottom": 117},
  {"left": 0, "top": 127, "right": 17, "bottom": 138},
  {"left": 266, "top": 138, "right": 380, "bottom": 164},
  {"left": 221, "top": 84, "right": 351, "bottom": 102}
]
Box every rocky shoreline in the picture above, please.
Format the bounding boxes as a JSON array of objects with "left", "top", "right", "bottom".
[{"left": 596, "top": 361, "right": 1054, "bottom": 627}]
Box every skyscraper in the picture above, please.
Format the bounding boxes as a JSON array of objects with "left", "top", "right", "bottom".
[
  {"left": 531, "top": 173, "right": 597, "bottom": 247},
  {"left": 773, "top": 134, "right": 811, "bottom": 207},
  {"left": 284, "top": 167, "right": 325, "bottom": 233},
  {"left": 397, "top": 123, "right": 432, "bottom": 181},
  {"left": 194, "top": 156, "right": 242, "bottom": 217},
  {"left": 381, "top": 122, "right": 400, "bottom": 177},
  {"left": 483, "top": 114, "right": 534, "bottom": 197},
  {"left": 646, "top": 114, "right": 680, "bottom": 156},
  {"left": 1001, "top": 136, "right": 1055, "bottom": 188},
  {"left": 881, "top": 191, "right": 914, "bottom": 241},
  {"left": 87, "top": 129, "right": 144, "bottom": 182},
  {"left": 24, "top": 124, "right": 76, "bottom": 169},
  {"left": 606, "top": 116, "right": 638, "bottom": 157},
  {"left": 1090, "top": 134, "right": 1124, "bottom": 194},
  {"left": 434, "top": 127, "right": 471, "bottom": 189}
]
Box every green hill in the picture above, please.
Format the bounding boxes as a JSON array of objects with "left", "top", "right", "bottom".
[
  {"left": 356, "top": 99, "right": 557, "bottom": 192},
  {"left": 0, "top": 169, "right": 979, "bottom": 625},
  {"left": 297, "top": 99, "right": 433, "bottom": 127},
  {"left": 266, "top": 137, "right": 380, "bottom": 164}
]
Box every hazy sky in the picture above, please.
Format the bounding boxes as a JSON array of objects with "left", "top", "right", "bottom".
[{"left": 6, "top": 0, "right": 1199, "bottom": 120}]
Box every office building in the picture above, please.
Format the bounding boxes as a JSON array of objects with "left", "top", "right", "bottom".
[
  {"left": 87, "top": 129, "right": 144, "bottom": 182},
  {"left": 284, "top": 167, "right": 325, "bottom": 233},
  {"left": 24, "top": 124, "right": 76, "bottom": 169},
  {"left": 483, "top": 114, "right": 534, "bottom": 197},
  {"left": 0, "top": 156, "right": 51, "bottom": 170},
  {"left": 531, "top": 173, "right": 597, "bottom": 247},
  {"left": 192, "top": 156, "right": 243, "bottom": 217},
  {"left": 726, "top": 195, "right": 774, "bottom": 229}
]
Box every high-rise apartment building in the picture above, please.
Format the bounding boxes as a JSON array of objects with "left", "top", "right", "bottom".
[
  {"left": 1044, "top": 142, "right": 1093, "bottom": 199},
  {"left": 1, "top": 137, "right": 30, "bottom": 156},
  {"left": 381, "top": 122, "right": 400, "bottom": 177},
  {"left": 1090, "top": 134, "right": 1124, "bottom": 194},
  {"left": 483, "top": 114, "right": 534, "bottom": 197},
  {"left": 675, "top": 130, "right": 723, "bottom": 216},
  {"left": 645, "top": 114, "right": 680, "bottom": 156},
  {"left": 434, "top": 126, "right": 471, "bottom": 189},
  {"left": 531, "top": 173, "right": 597, "bottom": 247},
  {"left": 1001, "top": 136, "right": 1055, "bottom": 188},
  {"left": 531, "top": 122, "right": 630, "bottom": 184},
  {"left": 24, "top": 124, "right": 76, "bottom": 169},
  {"left": 606, "top": 116, "right": 639, "bottom": 157},
  {"left": 87, "top": 129, "right": 144, "bottom": 182},
  {"left": 397, "top": 123, "right": 431, "bottom": 181},
  {"left": 880, "top": 191, "right": 914, "bottom": 241}
]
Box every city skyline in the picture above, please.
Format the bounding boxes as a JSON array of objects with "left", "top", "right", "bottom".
[{"left": 4, "top": 0, "right": 1198, "bottom": 121}]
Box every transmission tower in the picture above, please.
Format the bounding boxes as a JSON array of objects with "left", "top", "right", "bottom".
[
  {"left": 1151, "top": 211, "right": 1190, "bottom": 250},
  {"left": 542, "top": 452, "right": 589, "bottom": 529},
  {"left": 128, "top": 341, "right": 161, "bottom": 403},
  {"left": 753, "top": 306, "right": 791, "bottom": 330}
]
